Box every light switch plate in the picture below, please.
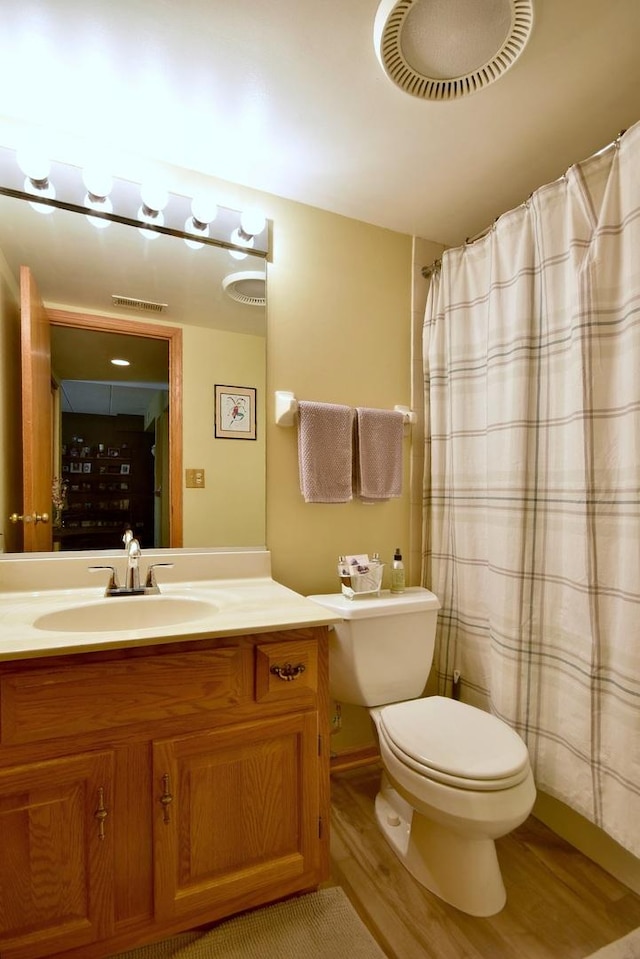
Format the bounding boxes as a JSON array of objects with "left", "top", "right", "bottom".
[{"left": 185, "top": 468, "right": 205, "bottom": 488}]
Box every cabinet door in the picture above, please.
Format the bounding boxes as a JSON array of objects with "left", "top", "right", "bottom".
[
  {"left": 0, "top": 751, "right": 115, "bottom": 959},
  {"left": 153, "top": 711, "right": 321, "bottom": 921}
]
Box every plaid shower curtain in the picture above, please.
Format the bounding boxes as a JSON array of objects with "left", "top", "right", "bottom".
[{"left": 422, "top": 120, "right": 640, "bottom": 856}]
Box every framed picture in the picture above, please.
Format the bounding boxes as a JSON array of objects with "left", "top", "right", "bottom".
[
  {"left": 120, "top": 463, "right": 130, "bottom": 475},
  {"left": 108, "top": 447, "right": 120, "bottom": 458},
  {"left": 69, "top": 461, "right": 83, "bottom": 474},
  {"left": 83, "top": 461, "right": 92, "bottom": 473},
  {"left": 214, "top": 385, "right": 257, "bottom": 440}
]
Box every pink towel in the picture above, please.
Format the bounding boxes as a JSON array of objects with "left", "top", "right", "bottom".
[
  {"left": 355, "top": 407, "right": 404, "bottom": 502},
  {"left": 298, "top": 401, "right": 354, "bottom": 503}
]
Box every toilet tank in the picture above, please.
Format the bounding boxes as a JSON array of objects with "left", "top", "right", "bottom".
[{"left": 307, "top": 587, "right": 440, "bottom": 707}]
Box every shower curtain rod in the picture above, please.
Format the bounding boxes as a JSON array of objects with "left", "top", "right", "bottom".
[{"left": 420, "top": 128, "right": 628, "bottom": 280}]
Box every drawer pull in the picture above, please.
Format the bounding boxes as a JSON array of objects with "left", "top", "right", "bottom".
[
  {"left": 270, "top": 662, "right": 306, "bottom": 682},
  {"left": 160, "top": 773, "right": 174, "bottom": 824},
  {"left": 94, "top": 787, "right": 108, "bottom": 841}
]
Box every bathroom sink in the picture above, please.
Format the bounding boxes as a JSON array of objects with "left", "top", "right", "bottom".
[{"left": 33, "top": 595, "right": 218, "bottom": 633}]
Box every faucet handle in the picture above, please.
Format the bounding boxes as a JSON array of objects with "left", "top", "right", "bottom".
[
  {"left": 89, "top": 565, "right": 121, "bottom": 595},
  {"left": 145, "top": 563, "right": 174, "bottom": 592}
]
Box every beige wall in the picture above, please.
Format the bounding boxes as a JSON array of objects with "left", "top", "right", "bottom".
[
  {"left": 265, "top": 199, "right": 414, "bottom": 596},
  {"left": 182, "top": 326, "right": 265, "bottom": 547}
]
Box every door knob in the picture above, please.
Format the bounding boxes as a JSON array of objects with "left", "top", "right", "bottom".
[{"left": 9, "top": 512, "right": 50, "bottom": 525}]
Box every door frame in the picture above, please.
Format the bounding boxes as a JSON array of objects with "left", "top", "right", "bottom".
[{"left": 49, "top": 309, "right": 183, "bottom": 548}]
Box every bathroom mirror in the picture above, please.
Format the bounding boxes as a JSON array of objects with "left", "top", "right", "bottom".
[{"left": 0, "top": 177, "right": 267, "bottom": 553}]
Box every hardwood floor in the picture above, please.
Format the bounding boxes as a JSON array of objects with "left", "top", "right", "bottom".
[{"left": 329, "top": 764, "right": 640, "bottom": 959}]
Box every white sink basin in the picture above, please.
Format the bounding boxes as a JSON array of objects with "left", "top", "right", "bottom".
[{"left": 33, "top": 595, "right": 218, "bottom": 633}]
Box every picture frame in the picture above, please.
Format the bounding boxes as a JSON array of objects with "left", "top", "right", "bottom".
[
  {"left": 69, "top": 461, "right": 83, "bottom": 474},
  {"left": 120, "top": 463, "right": 130, "bottom": 475},
  {"left": 214, "top": 385, "right": 257, "bottom": 440}
]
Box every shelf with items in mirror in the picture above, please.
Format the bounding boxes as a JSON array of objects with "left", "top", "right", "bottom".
[
  {"left": 58, "top": 414, "right": 154, "bottom": 550},
  {"left": 62, "top": 456, "right": 132, "bottom": 479}
]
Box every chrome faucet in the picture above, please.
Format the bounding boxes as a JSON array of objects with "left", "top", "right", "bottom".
[
  {"left": 124, "top": 528, "right": 142, "bottom": 590},
  {"left": 89, "top": 530, "right": 174, "bottom": 596}
]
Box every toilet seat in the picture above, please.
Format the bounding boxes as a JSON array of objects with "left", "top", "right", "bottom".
[{"left": 378, "top": 696, "right": 531, "bottom": 791}]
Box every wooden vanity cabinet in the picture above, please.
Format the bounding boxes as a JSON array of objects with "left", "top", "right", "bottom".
[{"left": 0, "top": 627, "right": 330, "bottom": 959}]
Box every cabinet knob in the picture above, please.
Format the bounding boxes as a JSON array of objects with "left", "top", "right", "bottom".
[{"left": 270, "top": 662, "right": 306, "bottom": 682}]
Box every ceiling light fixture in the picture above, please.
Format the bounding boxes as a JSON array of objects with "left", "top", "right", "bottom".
[
  {"left": 1, "top": 143, "right": 270, "bottom": 259},
  {"left": 374, "top": 0, "right": 534, "bottom": 101},
  {"left": 111, "top": 358, "right": 130, "bottom": 367}
]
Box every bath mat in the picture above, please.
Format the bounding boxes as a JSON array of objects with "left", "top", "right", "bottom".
[
  {"left": 110, "top": 887, "right": 387, "bottom": 959},
  {"left": 585, "top": 927, "right": 640, "bottom": 959}
]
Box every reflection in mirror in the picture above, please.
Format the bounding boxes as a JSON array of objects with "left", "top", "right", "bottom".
[
  {"left": 0, "top": 152, "right": 267, "bottom": 554},
  {"left": 52, "top": 326, "right": 170, "bottom": 550}
]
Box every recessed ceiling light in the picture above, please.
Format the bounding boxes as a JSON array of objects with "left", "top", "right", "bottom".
[{"left": 111, "top": 358, "right": 130, "bottom": 367}]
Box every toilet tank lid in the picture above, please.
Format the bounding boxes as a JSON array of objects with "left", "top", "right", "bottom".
[{"left": 307, "top": 587, "right": 440, "bottom": 620}]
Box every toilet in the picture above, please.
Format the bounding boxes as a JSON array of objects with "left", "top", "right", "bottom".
[{"left": 308, "top": 587, "right": 536, "bottom": 917}]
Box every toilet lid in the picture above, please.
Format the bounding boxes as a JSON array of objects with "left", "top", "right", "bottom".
[{"left": 379, "top": 696, "right": 530, "bottom": 790}]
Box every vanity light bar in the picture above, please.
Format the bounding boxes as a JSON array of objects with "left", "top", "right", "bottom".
[
  {"left": 0, "top": 146, "right": 270, "bottom": 259},
  {"left": 0, "top": 182, "right": 269, "bottom": 258}
]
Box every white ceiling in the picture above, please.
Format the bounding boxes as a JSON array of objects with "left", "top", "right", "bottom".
[{"left": 0, "top": 0, "right": 639, "bottom": 247}]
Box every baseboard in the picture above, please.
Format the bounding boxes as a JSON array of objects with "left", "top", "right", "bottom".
[
  {"left": 330, "top": 745, "right": 380, "bottom": 774},
  {"left": 534, "top": 791, "right": 640, "bottom": 896}
]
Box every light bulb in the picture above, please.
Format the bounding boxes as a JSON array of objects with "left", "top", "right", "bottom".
[
  {"left": 140, "top": 181, "right": 169, "bottom": 213},
  {"left": 183, "top": 215, "right": 209, "bottom": 250},
  {"left": 240, "top": 207, "right": 266, "bottom": 237},
  {"left": 230, "top": 227, "right": 254, "bottom": 251},
  {"left": 17, "top": 144, "right": 55, "bottom": 213},
  {"left": 85, "top": 193, "right": 113, "bottom": 229},
  {"left": 24, "top": 177, "right": 56, "bottom": 215},
  {"left": 191, "top": 195, "right": 218, "bottom": 225},
  {"left": 16, "top": 146, "right": 50, "bottom": 182},
  {"left": 229, "top": 226, "right": 255, "bottom": 259},
  {"left": 82, "top": 167, "right": 113, "bottom": 200},
  {"left": 137, "top": 205, "right": 164, "bottom": 239}
]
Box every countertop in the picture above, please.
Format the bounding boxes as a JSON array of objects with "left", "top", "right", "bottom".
[{"left": 0, "top": 549, "right": 340, "bottom": 662}]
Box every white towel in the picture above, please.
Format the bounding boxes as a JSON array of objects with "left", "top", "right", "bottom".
[
  {"left": 297, "top": 401, "right": 354, "bottom": 503},
  {"left": 355, "top": 407, "right": 404, "bottom": 502}
]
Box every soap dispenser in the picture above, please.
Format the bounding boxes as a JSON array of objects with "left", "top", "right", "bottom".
[{"left": 390, "top": 547, "right": 405, "bottom": 594}]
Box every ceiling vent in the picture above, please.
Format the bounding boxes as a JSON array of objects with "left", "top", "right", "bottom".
[
  {"left": 111, "top": 295, "right": 168, "bottom": 313},
  {"left": 222, "top": 271, "right": 267, "bottom": 307},
  {"left": 374, "top": 0, "right": 534, "bottom": 101}
]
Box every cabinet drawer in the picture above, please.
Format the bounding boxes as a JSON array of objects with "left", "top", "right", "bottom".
[
  {"left": 255, "top": 639, "right": 317, "bottom": 705},
  {"left": 0, "top": 647, "right": 253, "bottom": 746}
]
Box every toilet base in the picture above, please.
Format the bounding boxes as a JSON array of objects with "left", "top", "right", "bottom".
[{"left": 375, "top": 782, "right": 507, "bottom": 917}]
